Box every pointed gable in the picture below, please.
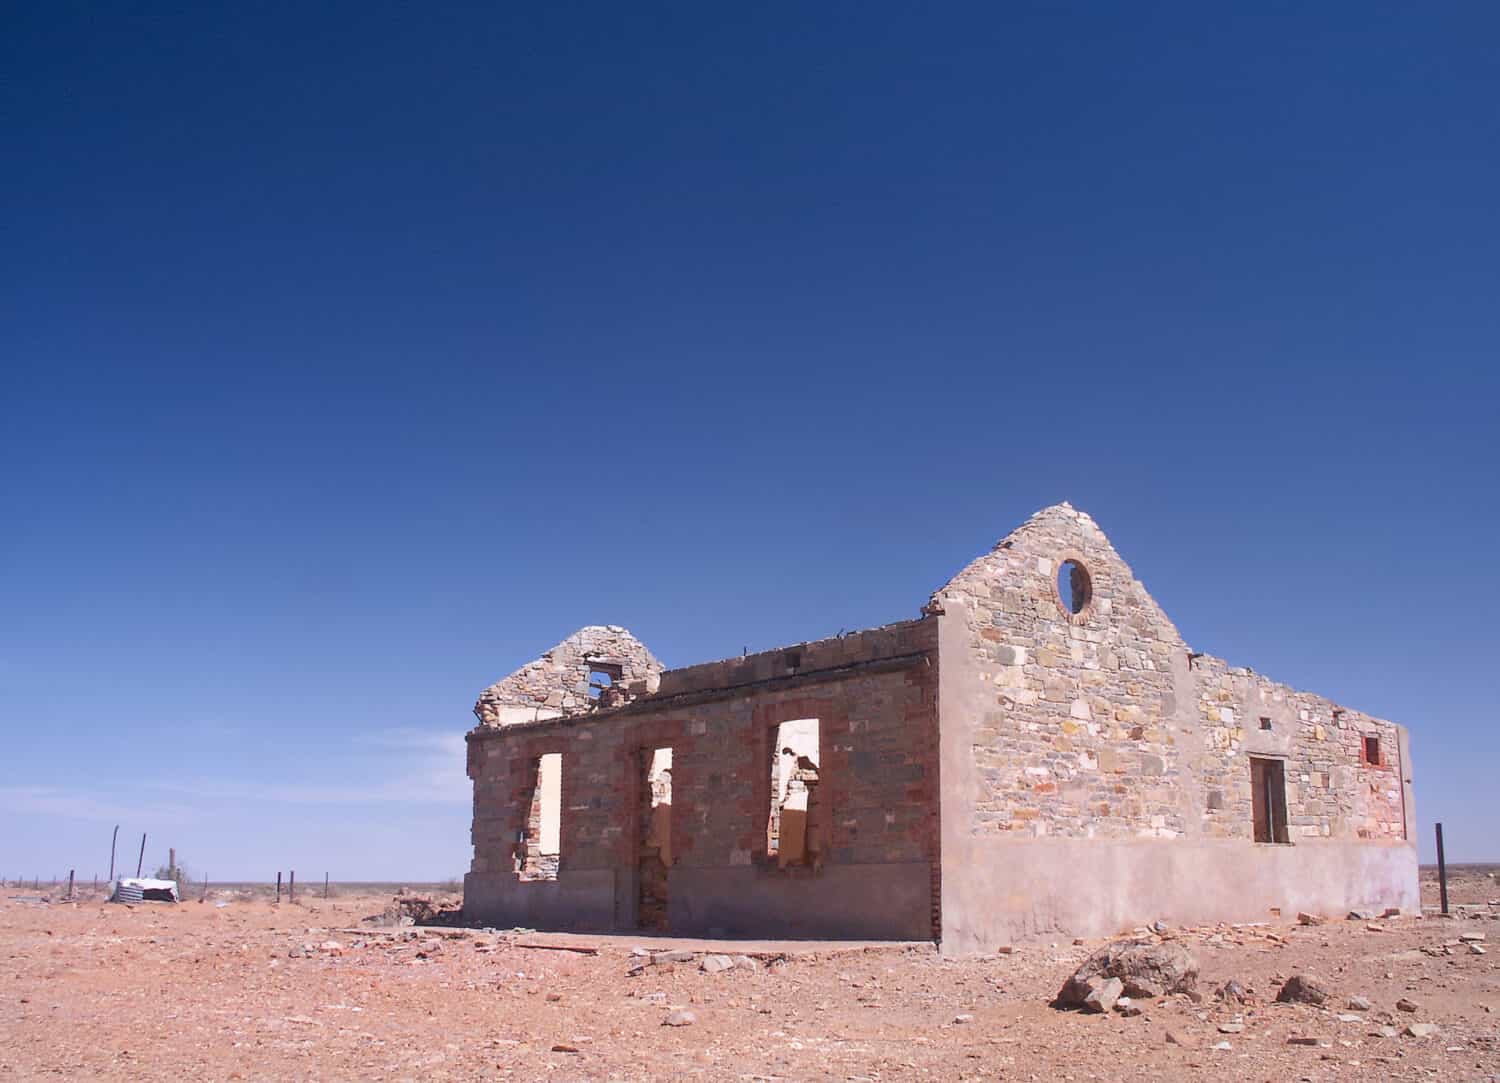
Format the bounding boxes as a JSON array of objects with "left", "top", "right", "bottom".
[
  {"left": 473, "top": 625, "right": 663, "bottom": 727},
  {"left": 933, "top": 501, "right": 1187, "bottom": 655},
  {"left": 932, "top": 502, "right": 1194, "bottom": 845}
]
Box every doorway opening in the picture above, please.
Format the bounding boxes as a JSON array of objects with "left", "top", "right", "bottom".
[
  {"left": 1250, "top": 756, "right": 1290, "bottom": 844},
  {"left": 637, "top": 746, "right": 672, "bottom": 930}
]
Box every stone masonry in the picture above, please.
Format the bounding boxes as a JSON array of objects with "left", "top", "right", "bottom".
[
  {"left": 931, "top": 504, "right": 1406, "bottom": 847},
  {"left": 473, "top": 625, "right": 662, "bottom": 727},
  {"left": 464, "top": 503, "right": 1418, "bottom": 950}
]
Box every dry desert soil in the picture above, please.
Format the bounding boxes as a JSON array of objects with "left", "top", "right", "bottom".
[{"left": 1, "top": 870, "right": 1498, "bottom": 1080}]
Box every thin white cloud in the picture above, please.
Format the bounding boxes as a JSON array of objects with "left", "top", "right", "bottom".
[
  {"left": 138, "top": 729, "right": 470, "bottom": 806},
  {"left": 364, "top": 729, "right": 467, "bottom": 753},
  {"left": 0, "top": 784, "right": 197, "bottom": 824}
]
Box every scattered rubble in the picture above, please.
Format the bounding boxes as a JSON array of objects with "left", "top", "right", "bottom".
[
  {"left": 1056, "top": 939, "right": 1198, "bottom": 1007},
  {"left": 361, "top": 891, "right": 463, "bottom": 928},
  {"left": 1081, "top": 977, "right": 1123, "bottom": 1013},
  {"left": 0, "top": 874, "right": 1494, "bottom": 1079}
]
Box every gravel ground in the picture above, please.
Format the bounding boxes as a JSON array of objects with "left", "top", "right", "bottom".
[{"left": 1, "top": 879, "right": 1497, "bottom": 1081}]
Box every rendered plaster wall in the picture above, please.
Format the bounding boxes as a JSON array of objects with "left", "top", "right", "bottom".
[
  {"left": 936, "top": 504, "right": 1417, "bottom": 952},
  {"left": 464, "top": 621, "right": 941, "bottom": 939}
]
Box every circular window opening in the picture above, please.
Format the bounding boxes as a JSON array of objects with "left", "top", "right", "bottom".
[{"left": 1057, "top": 559, "right": 1092, "bottom": 616}]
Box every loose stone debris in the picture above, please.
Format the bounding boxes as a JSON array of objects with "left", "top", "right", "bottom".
[
  {"left": 1275, "top": 974, "right": 1331, "bottom": 1006},
  {"left": 2, "top": 874, "right": 1495, "bottom": 1080},
  {"left": 1056, "top": 939, "right": 1198, "bottom": 1008}
]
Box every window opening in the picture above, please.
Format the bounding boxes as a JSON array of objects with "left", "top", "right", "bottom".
[
  {"left": 1249, "top": 756, "right": 1289, "bottom": 844},
  {"left": 1259, "top": 717, "right": 1273, "bottom": 731},
  {"left": 637, "top": 747, "right": 672, "bottom": 930},
  {"left": 517, "top": 752, "right": 561, "bottom": 880},
  {"left": 767, "top": 718, "right": 820, "bottom": 867},
  {"left": 1363, "top": 735, "right": 1381, "bottom": 766},
  {"left": 1056, "top": 559, "right": 1092, "bottom": 616},
  {"left": 586, "top": 662, "right": 623, "bottom": 702}
]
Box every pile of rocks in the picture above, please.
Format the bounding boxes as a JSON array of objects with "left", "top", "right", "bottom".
[
  {"left": 363, "top": 891, "right": 463, "bottom": 928},
  {"left": 627, "top": 949, "right": 759, "bottom": 977},
  {"left": 1055, "top": 939, "right": 1198, "bottom": 1013}
]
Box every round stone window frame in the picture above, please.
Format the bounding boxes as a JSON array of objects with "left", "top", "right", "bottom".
[{"left": 1053, "top": 552, "right": 1094, "bottom": 625}]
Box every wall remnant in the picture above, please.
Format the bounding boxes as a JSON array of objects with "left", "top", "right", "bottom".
[
  {"left": 473, "top": 625, "right": 663, "bottom": 727},
  {"left": 464, "top": 503, "right": 1418, "bottom": 951}
]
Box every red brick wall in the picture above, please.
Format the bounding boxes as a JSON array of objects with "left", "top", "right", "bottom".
[{"left": 466, "top": 619, "right": 941, "bottom": 933}]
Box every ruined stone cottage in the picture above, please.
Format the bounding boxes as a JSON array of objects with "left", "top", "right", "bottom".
[{"left": 464, "top": 504, "right": 1418, "bottom": 951}]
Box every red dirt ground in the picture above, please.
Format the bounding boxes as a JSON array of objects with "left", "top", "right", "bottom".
[{"left": 1, "top": 875, "right": 1496, "bottom": 1080}]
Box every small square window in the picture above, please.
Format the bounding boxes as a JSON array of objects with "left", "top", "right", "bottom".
[
  {"left": 1363, "top": 736, "right": 1381, "bottom": 766},
  {"left": 1259, "top": 717, "right": 1272, "bottom": 732}
]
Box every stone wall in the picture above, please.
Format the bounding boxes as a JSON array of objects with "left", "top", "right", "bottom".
[
  {"left": 1192, "top": 658, "right": 1407, "bottom": 843},
  {"left": 933, "top": 502, "right": 1417, "bottom": 949},
  {"left": 462, "top": 502, "right": 1416, "bottom": 947},
  {"left": 464, "top": 620, "right": 941, "bottom": 939},
  {"left": 931, "top": 502, "right": 1410, "bottom": 848},
  {"left": 934, "top": 503, "right": 1193, "bottom": 840},
  {"left": 473, "top": 625, "right": 663, "bottom": 727}
]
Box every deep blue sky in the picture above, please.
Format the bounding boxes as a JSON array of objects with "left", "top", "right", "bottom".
[{"left": 3, "top": 3, "right": 1497, "bottom": 879}]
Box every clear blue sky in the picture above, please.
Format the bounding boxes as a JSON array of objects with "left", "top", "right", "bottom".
[{"left": 3, "top": 3, "right": 1496, "bottom": 880}]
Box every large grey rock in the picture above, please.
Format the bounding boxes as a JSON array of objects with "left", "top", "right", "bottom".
[
  {"left": 1082, "top": 977, "right": 1123, "bottom": 1013},
  {"left": 1056, "top": 939, "right": 1198, "bottom": 1007},
  {"left": 1275, "top": 975, "right": 1331, "bottom": 1006}
]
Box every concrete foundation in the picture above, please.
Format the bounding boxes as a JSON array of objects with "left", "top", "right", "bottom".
[
  {"left": 463, "top": 869, "right": 616, "bottom": 931},
  {"left": 939, "top": 837, "right": 1419, "bottom": 953},
  {"left": 665, "top": 863, "right": 932, "bottom": 940}
]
